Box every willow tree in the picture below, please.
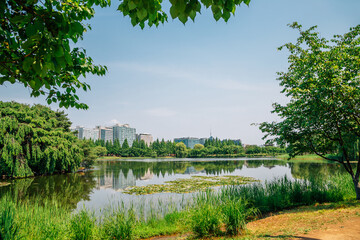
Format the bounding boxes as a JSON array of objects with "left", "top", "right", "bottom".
[
  {"left": 1, "top": 0, "right": 251, "bottom": 109},
  {"left": 0, "top": 101, "right": 82, "bottom": 177},
  {"left": 259, "top": 23, "right": 360, "bottom": 199}
]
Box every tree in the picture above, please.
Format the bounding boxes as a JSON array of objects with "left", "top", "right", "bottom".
[
  {"left": 0, "top": 101, "right": 83, "bottom": 177},
  {"left": 1, "top": 0, "right": 251, "bottom": 109},
  {"left": 259, "top": 23, "right": 360, "bottom": 199},
  {"left": 175, "top": 142, "right": 188, "bottom": 158}
]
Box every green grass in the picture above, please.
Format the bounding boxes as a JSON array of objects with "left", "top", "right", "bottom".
[{"left": 276, "top": 154, "right": 334, "bottom": 163}]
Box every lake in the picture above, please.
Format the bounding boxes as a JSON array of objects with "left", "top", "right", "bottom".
[{"left": 0, "top": 158, "right": 345, "bottom": 212}]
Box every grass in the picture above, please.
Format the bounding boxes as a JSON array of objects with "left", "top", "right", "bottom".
[
  {"left": 0, "top": 198, "right": 20, "bottom": 240},
  {"left": 276, "top": 154, "right": 332, "bottom": 162},
  {"left": 0, "top": 174, "right": 356, "bottom": 239}
]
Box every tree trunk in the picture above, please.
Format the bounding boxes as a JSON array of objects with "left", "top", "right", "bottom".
[{"left": 353, "top": 178, "right": 360, "bottom": 200}]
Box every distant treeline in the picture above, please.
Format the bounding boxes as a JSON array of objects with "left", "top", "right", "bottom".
[{"left": 92, "top": 138, "right": 286, "bottom": 158}]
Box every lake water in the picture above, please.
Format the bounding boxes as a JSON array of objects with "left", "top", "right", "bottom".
[{"left": 0, "top": 158, "right": 345, "bottom": 212}]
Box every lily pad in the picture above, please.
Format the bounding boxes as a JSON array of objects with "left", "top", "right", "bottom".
[{"left": 122, "top": 175, "right": 259, "bottom": 195}]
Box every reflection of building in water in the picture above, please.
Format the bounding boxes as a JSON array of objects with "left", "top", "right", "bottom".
[
  {"left": 140, "top": 168, "right": 153, "bottom": 180},
  {"left": 184, "top": 166, "right": 205, "bottom": 174},
  {"left": 97, "top": 169, "right": 136, "bottom": 190}
]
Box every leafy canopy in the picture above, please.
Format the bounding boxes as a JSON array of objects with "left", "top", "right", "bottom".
[
  {"left": 0, "top": 0, "right": 250, "bottom": 109},
  {"left": 259, "top": 23, "right": 360, "bottom": 181}
]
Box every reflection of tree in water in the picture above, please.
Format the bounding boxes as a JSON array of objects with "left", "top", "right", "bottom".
[
  {"left": 245, "top": 160, "right": 287, "bottom": 169},
  {"left": 95, "top": 160, "right": 290, "bottom": 180},
  {"left": 289, "top": 162, "right": 347, "bottom": 179},
  {"left": 0, "top": 172, "right": 96, "bottom": 210},
  {"left": 192, "top": 161, "right": 246, "bottom": 175}
]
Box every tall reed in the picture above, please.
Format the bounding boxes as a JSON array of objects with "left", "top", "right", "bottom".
[{"left": 0, "top": 198, "right": 19, "bottom": 240}]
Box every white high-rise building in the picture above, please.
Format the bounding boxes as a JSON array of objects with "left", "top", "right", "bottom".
[
  {"left": 113, "top": 124, "right": 136, "bottom": 146},
  {"left": 137, "top": 133, "right": 153, "bottom": 146}
]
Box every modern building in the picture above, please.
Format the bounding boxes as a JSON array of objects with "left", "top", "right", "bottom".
[
  {"left": 136, "top": 133, "right": 153, "bottom": 146},
  {"left": 83, "top": 128, "right": 100, "bottom": 140},
  {"left": 174, "top": 137, "right": 204, "bottom": 149},
  {"left": 74, "top": 126, "right": 100, "bottom": 140},
  {"left": 113, "top": 124, "right": 136, "bottom": 146},
  {"left": 100, "top": 127, "right": 113, "bottom": 143}
]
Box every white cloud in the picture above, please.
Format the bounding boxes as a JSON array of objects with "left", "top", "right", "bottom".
[
  {"left": 144, "top": 107, "right": 177, "bottom": 117},
  {"left": 106, "top": 119, "right": 121, "bottom": 125}
]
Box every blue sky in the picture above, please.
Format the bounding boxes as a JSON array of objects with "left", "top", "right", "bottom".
[{"left": 1, "top": 0, "right": 360, "bottom": 144}]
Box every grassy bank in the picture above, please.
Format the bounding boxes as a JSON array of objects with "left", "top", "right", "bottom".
[
  {"left": 276, "top": 154, "right": 332, "bottom": 163},
  {"left": 0, "top": 174, "right": 355, "bottom": 239}
]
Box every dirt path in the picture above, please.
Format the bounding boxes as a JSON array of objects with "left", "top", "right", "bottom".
[
  {"left": 247, "top": 202, "right": 360, "bottom": 240},
  {"left": 292, "top": 217, "right": 360, "bottom": 240}
]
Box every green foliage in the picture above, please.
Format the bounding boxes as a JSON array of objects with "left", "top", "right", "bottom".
[
  {"left": 259, "top": 23, "right": 360, "bottom": 198},
  {"left": 1, "top": 0, "right": 250, "bottom": 109},
  {"left": 93, "top": 145, "right": 107, "bottom": 157},
  {"left": 70, "top": 209, "right": 96, "bottom": 240},
  {"left": 0, "top": 0, "right": 109, "bottom": 109},
  {"left": 77, "top": 140, "right": 97, "bottom": 168},
  {"left": 175, "top": 142, "right": 188, "bottom": 158},
  {"left": 0, "top": 101, "right": 83, "bottom": 178}
]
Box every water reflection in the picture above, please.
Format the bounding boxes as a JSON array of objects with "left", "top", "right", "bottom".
[
  {"left": 0, "top": 172, "right": 96, "bottom": 209},
  {"left": 0, "top": 158, "right": 348, "bottom": 211}
]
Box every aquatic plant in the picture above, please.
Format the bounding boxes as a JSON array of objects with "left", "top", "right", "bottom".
[{"left": 122, "top": 175, "right": 258, "bottom": 195}]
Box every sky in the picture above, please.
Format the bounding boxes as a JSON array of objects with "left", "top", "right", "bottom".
[{"left": 1, "top": 0, "right": 360, "bottom": 144}]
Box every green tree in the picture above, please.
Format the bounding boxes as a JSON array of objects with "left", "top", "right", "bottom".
[
  {"left": 0, "top": 101, "right": 82, "bottom": 177},
  {"left": 77, "top": 140, "right": 96, "bottom": 168},
  {"left": 1, "top": 0, "right": 251, "bottom": 109},
  {"left": 175, "top": 142, "right": 188, "bottom": 158},
  {"left": 259, "top": 23, "right": 360, "bottom": 199},
  {"left": 194, "top": 144, "right": 205, "bottom": 150},
  {"left": 93, "top": 145, "right": 107, "bottom": 157}
]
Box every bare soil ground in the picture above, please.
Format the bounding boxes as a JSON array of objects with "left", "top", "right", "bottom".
[{"left": 245, "top": 201, "right": 360, "bottom": 240}]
